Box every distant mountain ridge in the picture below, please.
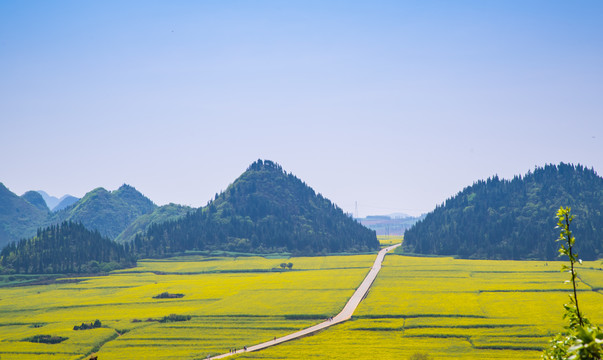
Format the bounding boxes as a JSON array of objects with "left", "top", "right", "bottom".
[
  {"left": 132, "top": 160, "right": 379, "bottom": 256},
  {"left": 0, "top": 184, "right": 191, "bottom": 248},
  {"left": 403, "top": 163, "right": 603, "bottom": 260},
  {"left": 37, "top": 191, "right": 61, "bottom": 210},
  {"left": 37, "top": 191, "right": 79, "bottom": 211},
  {"left": 53, "top": 195, "right": 79, "bottom": 212}
]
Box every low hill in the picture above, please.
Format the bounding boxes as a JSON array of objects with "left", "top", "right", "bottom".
[
  {"left": 403, "top": 163, "right": 603, "bottom": 260},
  {"left": 0, "top": 184, "right": 48, "bottom": 248},
  {"left": 0, "top": 221, "right": 135, "bottom": 274},
  {"left": 132, "top": 160, "right": 378, "bottom": 256},
  {"left": 50, "top": 184, "right": 157, "bottom": 239}
]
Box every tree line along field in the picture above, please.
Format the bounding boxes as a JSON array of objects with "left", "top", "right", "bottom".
[{"left": 0, "top": 249, "right": 602, "bottom": 359}]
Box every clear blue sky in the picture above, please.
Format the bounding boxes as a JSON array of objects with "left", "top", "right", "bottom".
[{"left": 1, "top": 1, "right": 602, "bottom": 217}]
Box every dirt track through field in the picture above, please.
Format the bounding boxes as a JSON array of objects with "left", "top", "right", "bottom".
[{"left": 209, "top": 243, "right": 401, "bottom": 359}]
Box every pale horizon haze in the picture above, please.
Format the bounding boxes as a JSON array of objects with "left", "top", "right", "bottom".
[{"left": 1, "top": 1, "right": 602, "bottom": 217}]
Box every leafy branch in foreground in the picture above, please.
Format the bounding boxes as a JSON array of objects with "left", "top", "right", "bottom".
[{"left": 542, "top": 207, "right": 603, "bottom": 360}]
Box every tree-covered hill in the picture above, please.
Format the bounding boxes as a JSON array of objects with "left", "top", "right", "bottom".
[
  {"left": 0, "top": 221, "right": 135, "bottom": 274},
  {"left": 0, "top": 183, "right": 48, "bottom": 248},
  {"left": 403, "top": 163, "right": 603, "bottom": 260},
  {"left": 50, "top": 184, "right": 158, "bottom": 240},
  {"left": 132, "top": 160, "right": 378, "bottom": 257}
]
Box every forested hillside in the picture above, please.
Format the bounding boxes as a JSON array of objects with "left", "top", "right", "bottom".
[
  {"left": 403, "top": 163, "right": 603, "bottom": 260},
  {"left": 0, "top": 221, "right": 135, "bottom": 274},
  {"left": 132, "top": 160, "right": 378, "bottom": 256}
]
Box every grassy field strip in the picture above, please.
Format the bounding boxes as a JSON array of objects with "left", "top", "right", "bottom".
[{"left": 232, "top": 255, "right": 603, "bottom": 359}]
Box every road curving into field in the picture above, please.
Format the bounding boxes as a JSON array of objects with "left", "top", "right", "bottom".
[{"left": 209, "top": 243, "right": 401, "bottom": 359}]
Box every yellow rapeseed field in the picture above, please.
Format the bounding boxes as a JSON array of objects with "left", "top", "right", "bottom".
[
  {"left": 378, "top": 235, "right": 404, "bottom": 247},
  {"left": 233, "top": 254, "right": 603, "bottom": 360},
  {"left": 1, "top": 252, "right": 601, "bottom": 359},
  {"left": 0, "top": 255, "right": 374, "bottom": 359}
]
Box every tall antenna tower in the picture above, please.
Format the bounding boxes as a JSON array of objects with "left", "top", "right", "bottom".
[{"left": 355, "top": 201, "right": 359, "bottom": 219}]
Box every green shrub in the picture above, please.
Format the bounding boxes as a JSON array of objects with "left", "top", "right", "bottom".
[
  {"left": 24, "top": 335, "right": 68, "bottom": 344},
  {"left": 542, "top": 207, "right": 603, "bottom": 360},
  {"left": 409, "top": 352, "right": 432, "bottom": 360}
]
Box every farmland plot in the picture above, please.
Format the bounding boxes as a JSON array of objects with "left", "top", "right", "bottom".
[
  {"left": 235, "top": 255, "right": 603, "bottom": 359},
  {"left": 0, "top": 255, "right": 374, "bottom": 359}
]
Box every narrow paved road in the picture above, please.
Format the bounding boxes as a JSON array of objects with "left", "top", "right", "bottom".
[{"left": 209, "top": 243, "right": 401, "bottom": 359}]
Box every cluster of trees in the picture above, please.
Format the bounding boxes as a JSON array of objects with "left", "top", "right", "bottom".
[
  {"left": 153, "top": 292, "right": 184, "bottom": 299},
  {"left": 24, "top": 335, "right": 68, "bottom": 344},
  {"left": 73, "top": 319, "right": 102, "bottom": 330},
  {"left": 131, "top": 160, "right": 378, "bottom": 257},
  {"left": 159, "top": 314, "right": 191, "bottom": 323},
  {"left": 0, "top": 221, "right": 136, "bottom": 274},
  {"left": 403, "top": 163, "right": 603, "bottom": 260}
]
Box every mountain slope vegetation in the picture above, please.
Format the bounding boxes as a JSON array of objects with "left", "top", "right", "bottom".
[
  {"left": 50, "top": 184, "right": 157, "bottom": 239},
  {"left": 403, "top": 163, "right": 603, "bottom": 260},
  {"left": 1, "top": 184, "right": 192, "bottom": 248},
  {"left": 115, "top": 203, "right": 192, "bottom": 243},
  {"left": 132, "top": 160, "right": 378, "bottom": 256},
  {"left": 37, "top": 191, "right": 80, "bottom": 212},
  {"left": 21, "top": 191, "right": 49, "bottom": 212},
  {"left": 52, "top": 195, "right": 79, "bottom": 212},
  {"left": 0, "top": 184, "right": 48, "bottom": 248}
]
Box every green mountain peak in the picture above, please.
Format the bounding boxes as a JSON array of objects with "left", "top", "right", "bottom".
[{"left": 133, "top": 160, "right": 378, "bottom": 257}]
